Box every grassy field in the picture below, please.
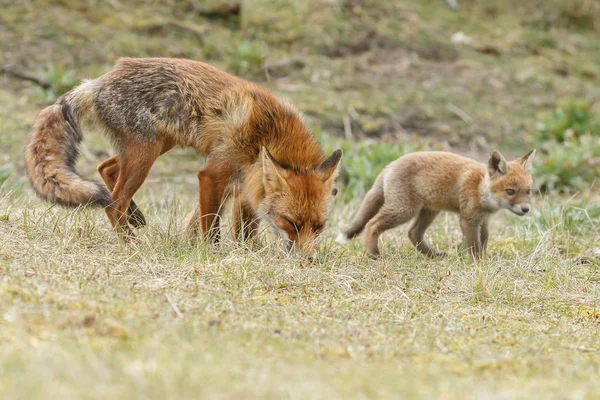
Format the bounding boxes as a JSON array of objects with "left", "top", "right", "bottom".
[{"left": 1, "top": 0, "right": 600, "bottom": 398}]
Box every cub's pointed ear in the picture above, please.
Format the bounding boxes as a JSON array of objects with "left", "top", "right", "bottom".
[
  {"left": 518, "top": 149, "right": 535, "bottom": 170},
  {"left": 262, "top": 147, "right": 288, "bottom": 194},
  {"left": 319, "top": 149, "right": 343, "bottom": 182},
  {"left": 488, "top": 150, "right": 508, "bottom": 177}
]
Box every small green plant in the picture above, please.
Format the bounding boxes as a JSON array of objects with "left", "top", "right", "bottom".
[
  {"left": 531, "top": 100, "right": 600, "bottom": 192},
  {"left": 227, "top": 40, "right": 265, "bottom": 76},
  {"left": 0, "top": 163, "right": 11, "bottom": 187},
  {"left": 40, "top": 65, "right": 80, "bottom": 102},
  {"left": 533, "top": 197, "right": 600, "bottom": 232}
]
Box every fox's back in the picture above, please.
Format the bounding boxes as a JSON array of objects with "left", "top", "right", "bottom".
[
  {"left": 88, "top": 58, "right": 322, "bottom": 168},
  {"left": 386, "top": 151, "right": 485, "bottom": 211},
  {"left": 94, "top": 58, "right": 242, "bottom": 140}
]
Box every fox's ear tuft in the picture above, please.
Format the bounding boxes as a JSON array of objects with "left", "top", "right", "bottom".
[
  {"left": 319, "top": 149, "right": 343, "bottom": 182},
  {"left": 518, "top": 149, "right": 535, "bottom": 170},
  {"left": 262, "top": 147, "right": 288, "bottom": 193},
  {"left": 488, "top": 150, "right": 508, "bottom": 176}
]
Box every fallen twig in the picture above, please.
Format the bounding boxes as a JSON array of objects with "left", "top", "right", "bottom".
[
  {"left": 1, "top": 65, "right": 51, "bottom": 89},
  {"left": 446, "top": 103, "right": 473, "bottom": 125}
]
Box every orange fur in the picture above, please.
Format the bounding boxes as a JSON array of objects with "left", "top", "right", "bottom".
[
  {"left": 337, "top": 150, "right": 535, "bottom": 260},
  {"left": 24, "top": 58, "right": 342, "bottom": 256}
]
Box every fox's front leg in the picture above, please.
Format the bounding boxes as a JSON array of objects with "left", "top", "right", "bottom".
[
  {"left": 480, "top": 218, "right": 489, "bottom": 254},
  {"left": 459, "top": 216, "right": 482, "bottom": 261},
  {"left": 195, "top": 161, "right": 234, "bottom": 243},
  {"left": 232, "top": 190, "right": 259, "bottom": 242}
]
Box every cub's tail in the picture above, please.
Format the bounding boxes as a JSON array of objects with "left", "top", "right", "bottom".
[
  {"left": 336, "top": 173, "right": 385, "bottom": 243},
  {"left": 24, "top": 80, "right": 111, "bottom": 208}
]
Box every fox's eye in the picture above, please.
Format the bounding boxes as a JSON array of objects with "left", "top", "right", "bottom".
[
  {"left": 506, "top": 189, "right": 515, "bottom": 196},
  {"left": 284, "top": 218, "right": 299, "bottom": 231}
]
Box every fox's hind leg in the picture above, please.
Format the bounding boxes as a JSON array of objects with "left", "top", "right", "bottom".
[
  {"left": 408, "top": 209, "right": 446, "bottom": 257},
  {"left": 98, "top": 155, "right": 146, "bottom": 228},
  {"left": 336, "top": 175, "right": 384, "bottom": 243},
  {"left": 99, "top": 141, "right": 175, "bottom": 229},
  {"left": 364, "top": 205, "right": 417, "bottom": 258},
  {"left": 106, "top": 140, "right": 166, "bottom": 241}
]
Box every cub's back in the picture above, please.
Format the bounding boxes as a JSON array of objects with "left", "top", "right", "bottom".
[{"left": 385, "top": 151, "right": 485, "bottom": 211}]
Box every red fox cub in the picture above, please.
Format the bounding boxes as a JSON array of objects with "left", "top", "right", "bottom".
[
  {"left": 336, "top": 150, "right": 535, "bottom": 260},
  {"left": 25, "top": 57, "right": 342, "bottom": 258}
]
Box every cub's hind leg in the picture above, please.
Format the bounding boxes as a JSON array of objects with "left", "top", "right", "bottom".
[
  {"left": 364, "top": 205, "right": 417, "bottom": 259},
  {"left": 408, "top": 209, "right": 446, "bottom": 257}
]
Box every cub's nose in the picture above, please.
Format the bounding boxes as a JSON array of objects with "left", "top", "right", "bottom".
[{"left": 521, "top": 205, "right": 530, "bottom": 214}]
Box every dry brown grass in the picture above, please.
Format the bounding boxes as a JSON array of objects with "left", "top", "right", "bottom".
[{"left": 1, "top": 185, "right": 599, "bottom": 399}]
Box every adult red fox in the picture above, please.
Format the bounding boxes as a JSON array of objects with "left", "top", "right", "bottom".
[
  {"left": 336, "top": 150, "right": 535, "bottom": 260},
  {"left": 25, "top": 57, "right": 342, "bottom": 258}
]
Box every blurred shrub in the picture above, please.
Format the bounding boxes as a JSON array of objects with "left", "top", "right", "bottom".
[
  {"left": 532, "top": 100, "right": 600, "bottom": 192},
  {"left": 535, "top": 136, "right": 600, "bottom": 192},
  {"left": 561, "top": 0, "right": 600, "bottom": 31},
  {"left": 526, "top": 0, "right": 600, "bottom": 32},
  {"left": 535, "top": 100, "right": 600, "bottom": 143}
]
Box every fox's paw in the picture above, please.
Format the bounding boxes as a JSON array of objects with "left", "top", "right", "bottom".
[
  {"left": 127, "top": 200, "right": 147, "bottom": 229},
  {"left": 431, "top": 250, "right": 448, "bottom": 258},
  {"left": 335, "top": 232, "right": 350, "bottom": 244}
]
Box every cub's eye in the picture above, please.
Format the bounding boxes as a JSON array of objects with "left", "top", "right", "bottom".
[
  {"left": 526, "top": 189, "right": 532, "bottom": 195},
  {"left": 315, "top": 224, "right": 325, "bottom": 232},
  {"left": 284, "top": 218, "right": 299, "bottom": 231},
  {"left": 506, "top": 189, "right": 516, "bottom": 196}
]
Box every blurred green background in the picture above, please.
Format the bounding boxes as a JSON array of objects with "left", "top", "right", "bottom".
[{"left": 1, "top": 0, "right": 599, "bottom": 200}]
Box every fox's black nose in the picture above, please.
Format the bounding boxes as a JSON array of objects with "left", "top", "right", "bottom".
[{"left": 521, "top": 205, "right": 530, "bottom": 213}]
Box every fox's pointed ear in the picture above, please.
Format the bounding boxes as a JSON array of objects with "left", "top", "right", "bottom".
[
  {"left": 319, "top": 149, "right": 343, "bottom": 182},
  {"left": 517, "top": 149, "right": 535, "bottom": 170},
  {"left": 488, "top": 150, "right": 508, "bottom": 177},
  {"left": 262, "top": 147, "right": 288, "bottom": 194}
]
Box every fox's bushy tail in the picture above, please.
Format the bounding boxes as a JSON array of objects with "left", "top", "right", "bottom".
[
  {"left": 24, "top": 80, "right": 111, "bottom": 208},
  {"left": 336, "top": 174, "right": 385, "bottom": 242}
]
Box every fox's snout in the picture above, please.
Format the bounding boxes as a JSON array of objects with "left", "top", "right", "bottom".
[
  {"left": 282, "top": 232, "right": 318, "bottom": 261},
  {"left": 509, "top": 203, "right": 531, "bottom": 216},
  {"left": 296, "top": 235, "right": 318, "bottom": 262}
]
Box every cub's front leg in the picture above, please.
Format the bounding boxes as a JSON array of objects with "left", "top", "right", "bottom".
[{"left": 459, "top": 216, "right": 483, "bottom": 261}]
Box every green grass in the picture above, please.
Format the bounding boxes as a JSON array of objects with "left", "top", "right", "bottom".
[{"left": 1, "top": 0, "right": 600, "bottom": 398}]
